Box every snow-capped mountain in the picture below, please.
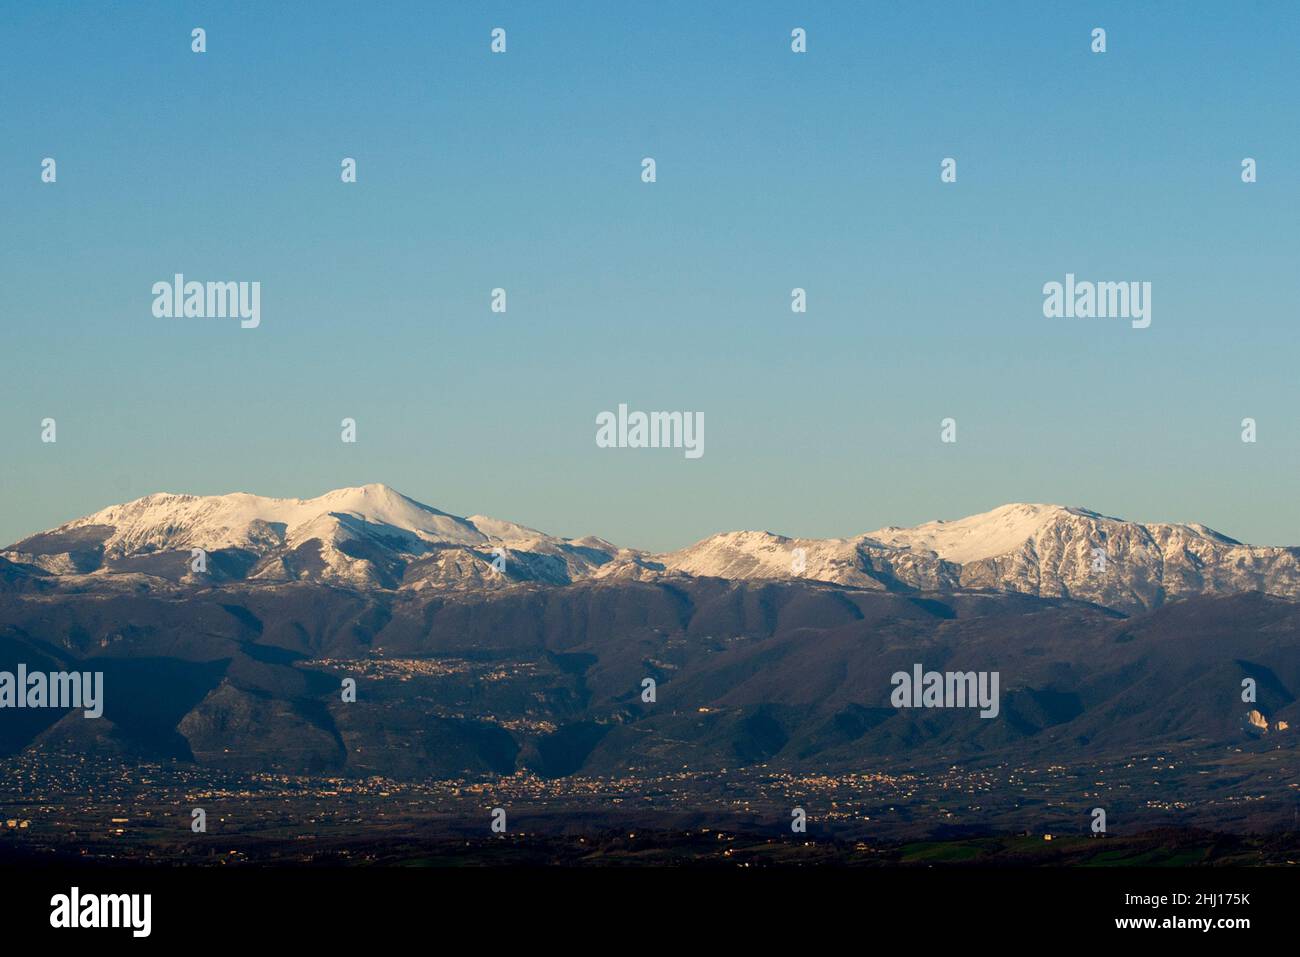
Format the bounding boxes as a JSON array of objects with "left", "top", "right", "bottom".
[
  {"left": 659, "top": 503, "right": 1300, "bottom": 610},
  {"left": 0, "top": 484, "right": 623, "bottom": 590},
  {"left": 3, "top": 490, "right": 1297, "bottom": 610}
]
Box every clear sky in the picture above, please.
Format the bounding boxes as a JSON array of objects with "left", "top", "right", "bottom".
[{"left": 3, "top": 1, "right": 1298, "bottom": 552}]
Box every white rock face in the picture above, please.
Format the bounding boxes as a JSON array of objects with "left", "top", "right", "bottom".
[
  {"left": 658, "top": 531, "right": 881, "bottom": 589},
  {"left": 74, "top": 484, "right": 494, "bottom": 552},
  {"left": 4, "top": 491, "right": 1297, "bottom": 610},
  {"left": 2, "top": 484, "right": 615, "bottom": 590},
  {"left": 657, "top": 503, "right": 1300, "bottom": 610}
]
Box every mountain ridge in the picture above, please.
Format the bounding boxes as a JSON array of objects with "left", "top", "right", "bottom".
[{"left": 3, "top": 485, "right": 1297, "bottom": 612}]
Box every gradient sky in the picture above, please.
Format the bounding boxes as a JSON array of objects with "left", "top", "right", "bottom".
[{"left": 3, "top": 1, "right": 1299, "bottom": 552}]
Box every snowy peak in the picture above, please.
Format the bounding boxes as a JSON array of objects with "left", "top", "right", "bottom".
[
  {"left": 865, "top": 503, "right": 1247, "bottom": 562},
  {"left": 659, "top": 530, "right": 885, "bottom": 590},
  {"left": 659, "top": 504, "right": 1298, "bottom": 610},
  {"left": 865, "top": 503, "right": 1087, "bottom": 563},
  {"left": 4, "top": 484, "right": 617, "bottom": 590},
  {"left": 67, "top": 483, "right": 492, "bottom": 556},
  {"left": 3, "top": 491, "right": 1296, "bottom": 611}
]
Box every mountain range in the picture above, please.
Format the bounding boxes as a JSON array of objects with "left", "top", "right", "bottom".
[
  {"left": 0, "top": 485, "right": 1297, "bottom": 796},
  {"left": 3, "top": 484, "right": 1297, "bottom": 613}
]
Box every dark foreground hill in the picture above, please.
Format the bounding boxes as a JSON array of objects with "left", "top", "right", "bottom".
[{"left": 0, "top": 579, "right": 1295, "bottom": 780}]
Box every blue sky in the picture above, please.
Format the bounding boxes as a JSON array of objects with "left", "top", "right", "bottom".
[{"left": 3, "top": 1, "right": 1298, "bottom": 551}]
